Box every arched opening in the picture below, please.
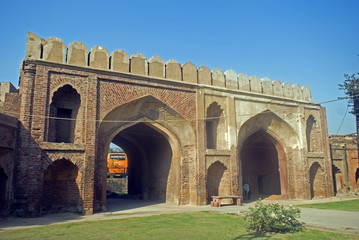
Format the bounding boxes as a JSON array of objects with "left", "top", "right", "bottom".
[
  {"left": 95, "top": 95, "right": 196, "bottom": 211},
  {"left": 206, "top": 102, "right": 225, "bottom": 149},
  {"left": 106, "top": 143, "right": 128, "bottom": 198},
  {"left": 48, "top": 84, "right": 81, "bottom": 143},
  {"left": 355, "top": 168, "right": 359, "bottom": 187},
  {"left": 42, "top": 159, "right": 82, "bottom": 213},
  {"left": 332, "top": 164, "right": 343, "bottom": 193},
  {"left": 108, "top": 123, "right": 172, "bottom": 202},
  {"left": 309, "top": 162, "right": 325, "bottom": 198},
  {"left": 0, "top": 167, "right": 8, "bottom": 216},
  {"left": 241, "top": 130, "right": 283, "bottom": 200},
  {"left": 206, "top": 161, "right": 229, "bottom": 204},
  {"left": 306, "top": 115, "right": 320, "bottom": 152}
]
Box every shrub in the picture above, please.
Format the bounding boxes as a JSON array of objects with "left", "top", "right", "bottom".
[{"left": 244, "top": 200, "right": 305, "bottom": 234}]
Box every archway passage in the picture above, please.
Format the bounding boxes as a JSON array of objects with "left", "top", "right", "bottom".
[
  {"left": 42, "top": 159, "right": 82, "bottom": 213},
  {"left": 0, "top": 167, "right": 8, "bottom": 216},
  {"left": 241, "top": 131, "right": 282, "bottom": 200},
  {"left": 109, "top": 123, "right": 173, "bottom": 203}
]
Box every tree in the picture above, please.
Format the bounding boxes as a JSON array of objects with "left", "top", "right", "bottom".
[{"left": 339, "top": 72, "right": 359, "bottom": 139}]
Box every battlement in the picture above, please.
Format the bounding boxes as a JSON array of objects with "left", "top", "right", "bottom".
[{"left": 25, "top": 32, "right": 311, "bottom": 101}]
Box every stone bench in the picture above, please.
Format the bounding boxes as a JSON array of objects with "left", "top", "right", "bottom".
[{"left": 211, "top": 196, "right": 242, "bottom": 207}]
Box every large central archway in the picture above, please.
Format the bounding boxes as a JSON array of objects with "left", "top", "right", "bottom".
[{"left": 95, "top": 96, "right": 196, "bottom": 211}]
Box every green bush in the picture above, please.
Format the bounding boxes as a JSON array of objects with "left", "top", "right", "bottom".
[{"left": 244, "top": 200, "right": 305, "bottom": 234}]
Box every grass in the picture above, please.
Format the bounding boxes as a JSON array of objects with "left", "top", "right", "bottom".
[
  {"left": 296, "top": 199, "right": 359, "bottom": 212},
  {"left": 1, "top": 212, "right": 358, "bottom": 240}
]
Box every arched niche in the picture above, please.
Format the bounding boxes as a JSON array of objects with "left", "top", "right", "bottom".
[
  {"left": 309, "top": 162, "right": 325, "bottom": 198},
  {"left": 206, "top": 161, "right": 229, "bottom": 204},
  {"left": 306, "top": 115, "right": 321, "bottom": 152},
  {"left": 47, "top": 84, "right": 81, "bottom": 143},
  {"left": 41, "top": 158, "right": 82, "bottom": 213},
  {"left": 206, "top": 102, "right": 225, "bottom": 149}
]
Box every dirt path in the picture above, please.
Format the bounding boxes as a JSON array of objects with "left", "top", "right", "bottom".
[{"left": 1, "top": 196, "right": 358, "bottom": 235}]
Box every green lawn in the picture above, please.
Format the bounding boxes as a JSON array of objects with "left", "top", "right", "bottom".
[
  {"left": 296, "top": 199, "right": 359, "bottom": 212},
  {"left": 0, "top": 212, "right": 358, "bottom": 240}
]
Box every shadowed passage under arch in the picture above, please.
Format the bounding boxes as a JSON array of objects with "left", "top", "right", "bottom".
[{"left": 241, "top": 130, "right": 282, "bottom": 200}]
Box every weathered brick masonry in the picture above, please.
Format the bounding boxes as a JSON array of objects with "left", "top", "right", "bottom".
[{"left": 0, "top": 32, "right": 334, "bottom": 216}]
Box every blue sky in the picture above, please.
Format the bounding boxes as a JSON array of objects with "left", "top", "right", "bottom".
[{"left": 0, "top": 0, "right": 358, "bottom": 134}]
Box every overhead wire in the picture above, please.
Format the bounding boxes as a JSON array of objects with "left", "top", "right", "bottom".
[{"left": 1, "top": 94, "right": 355, "bottom": 124}]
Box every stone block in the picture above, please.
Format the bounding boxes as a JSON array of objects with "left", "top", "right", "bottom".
[
  {"left": 225, "top": 69, "right": 238, "bottom": 90},
  {"left": 148, "top": 56, "right": 165, "bottom": 78},
  {"left": 166, "top": 59, "right": 182, "bottom": 81},
  {"left": 43, "top": 37, "right": 66, "bottom": 63},
  {"left": 212, "top": 68, "right": 225, "bottom": 87},
  {"left": 302, "top": 86, "right": 311, "bottom": 101},
  {"left": 89, "top": 46, "right": 109, "bottom": 70},
  {"left": 25, "top": 32, "right": 42, "bottom": 59},
  {"left": 198, "top": 66, "right": 211, "bottom": 85},
  {"left": 238, "top": 73, "right": 250, "bottom": 91},
  {"left": 67, "top": 41, "right": 88, "bottom": 67},
  {"left": 182, "top": 62, "right": 197, "bottom": 84},
  {"left": 292, "top": 84, "right": 302, "bottom": 100},
  {"left": 110, "top": 49, "right": 129, "bottom": 72},
  {"left": 282, "top": 82, "right": 294, "bottom": 98},
  {"left": 272, "top": 80, "right": 283, "bottom": 97},
  {"left": 249, "top": 76, "right": 261, "bottom": 93},
  {"left": 261, "top": 77, "right": 273, "bottom": 95},
  {"left": 130, "top": 53, "right": 147, "bottom": 75}
]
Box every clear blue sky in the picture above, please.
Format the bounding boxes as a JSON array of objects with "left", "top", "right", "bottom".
[{"left": 0, "top": 0, "right": 358, "bottom": 135}]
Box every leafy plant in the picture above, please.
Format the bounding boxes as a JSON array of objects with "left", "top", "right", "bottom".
[{"left": 244, "top": 200, "right": 304, "bottom": 233}]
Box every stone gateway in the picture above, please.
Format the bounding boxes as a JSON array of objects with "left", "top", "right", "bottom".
[{"left": 0, "top": 33, "right": 334, "bottom": 216}]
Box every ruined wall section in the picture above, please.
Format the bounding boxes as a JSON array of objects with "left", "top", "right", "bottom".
[
  {"left": 329, "top": 135, "right": 358, "bottom": 192},
  {"left": 26, "top": 32, "right": 312, "bottom": 102},
  {"left": 0, "top": 113, "right": 18, "bottom": 217}
]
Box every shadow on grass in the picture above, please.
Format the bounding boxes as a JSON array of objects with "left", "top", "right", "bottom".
[{"left": 232, "top": 232, "right": 271, "bottom": 239}]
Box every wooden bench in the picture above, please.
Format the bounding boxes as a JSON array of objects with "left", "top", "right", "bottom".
[{"left": 211, "top": 196, "right": 242, "bottom": 207}]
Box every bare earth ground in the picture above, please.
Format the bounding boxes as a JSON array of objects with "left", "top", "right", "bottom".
[{"left": 1, "top": 195, "right": 359, "bottom": 235}]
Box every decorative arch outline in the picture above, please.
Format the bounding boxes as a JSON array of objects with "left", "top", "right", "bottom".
[
  {"left": 95, "top": 95, "right": 197, "bottom": 209},
  {"left": 238, "top": 110, "right": 301, "bottom": 200}
]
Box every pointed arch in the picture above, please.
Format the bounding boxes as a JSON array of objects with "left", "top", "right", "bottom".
[
  {"left": 47, "top": 84, "right": 81, "bottom": 143},
  {"left": 206, "top": 102, "right": 226, "bottom": 149},
  {"left": 238, "top": 110, "right": 301, "bottom": 200},
  {"left": 309, "top": 162, "right": 325, "bottom": 198},
  {"left": 306, "top": 115, "right": 320, "bottom": 152},
  {"left": 95, "top": 95, "right": 196, "bottom": 210},
  {"left": 206, "top": 161, "right": 229, "bottom": 203},
  {"left": 41, "top": 158, "right": 82, "bottom": 212}
]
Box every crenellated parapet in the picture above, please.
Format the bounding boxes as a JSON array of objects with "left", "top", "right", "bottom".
[{"left": 25, "top": 32, "right": 311, "bottom": 101}]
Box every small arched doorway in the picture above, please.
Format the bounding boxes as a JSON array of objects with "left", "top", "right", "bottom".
[
  {"left": 206, "top": 161, "right": 228, "bottom": 203},
  {"left": 42, "top": 159, "right": 82, "bottom": 212},
  {"left": 309, "top": 162, "right": 325, "bottom": 198},
  {"left": 240, "top": 130, "right": 287, "bottom": 200}
]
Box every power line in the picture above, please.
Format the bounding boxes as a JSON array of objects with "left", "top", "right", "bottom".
[
  {"left": 2, "top": 94, "right": 355, "bottom": 124},
  {"left": 335, "top": 104, "right": 349, "bottom": 134}
]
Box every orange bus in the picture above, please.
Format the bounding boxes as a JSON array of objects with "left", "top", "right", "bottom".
[{"left": 107, "top": 153, "right": 128, "bottom": 178}]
